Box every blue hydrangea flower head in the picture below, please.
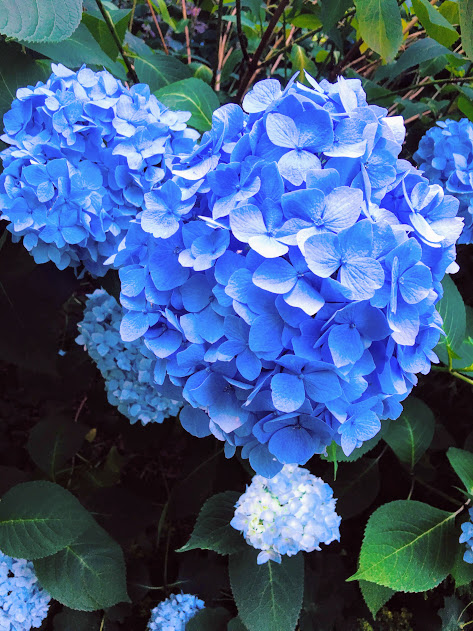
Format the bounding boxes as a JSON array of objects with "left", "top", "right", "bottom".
[
  {"left": 0, "top": 551, "right": 51, "bottom": 631},
  {"left": 116, "top": 73, "right": 462, "bottom": 476},
  {"left": 414, "top": 118, "right": 473, "bottom": 243},
  {"left": 147, "top": 593, "right": 205, "bottom": 630},
  {"left": 76, "top": 289, "right": 182, "bottom": 425},
  {"left": 230, "top": 464, "right": 341, "bottom": 564},
  {"left": 460, "top": 508, "right": 473, "bottom": 564},
  {"left": 0, "top": 64, "right": 199, "bottom": 275}
]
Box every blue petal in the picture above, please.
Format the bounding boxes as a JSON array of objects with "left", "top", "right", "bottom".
[{"left": 271, "top": 373, "right": 305, "bottom": 413}]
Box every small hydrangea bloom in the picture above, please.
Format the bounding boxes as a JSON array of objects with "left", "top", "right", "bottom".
[
  {"left": 76, "top": 289, "right": 182, "bottom": 425},
  {"left": 147, "top": 593, "right": 205, "bottom": 631},
  {"left": 0, "top": 64, "right": 199, "bottom": 275},
  {"left": 460, "top": 508, "right": 473, "bottom": 564},
  {"left": 231, "top": 464, "right": 341, "bottom": 564},
  {"left": 0, "top": 551, "right": 51, "bottom": 631},
  {"left": 414, "top": 118, "right": 473, "bottom": 243},
  {"left": 116, "top": 73, "right": 462, "bottom": 477}
]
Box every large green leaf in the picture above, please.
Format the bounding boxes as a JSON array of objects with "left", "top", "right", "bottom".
[
  {"left": 460, "top": 0, "right": 473, "bottom": 61},
  {"left": 349, "top": 500, "right": 457, "bottom": 591},
  {"left": 126, "top": 32, "right": 191, "bottom": 92},
  {"left": 451, "top": 537, "right": 473, "bottom": 587},
  {"left": 412, "top": 0, "right": 459, "bottom": 48},
  {"left": 381, "top": 38, "right": 454, "bottom": 80},
  {"left": 359, "top": 581, "right": 395, "bottom": 618},
  {"left": 22, "top": 23, "right": 127, "bottom": 80},
  {"left": 82, "top": 0, "right": 131, "bottom": 61},
  {"left": 319, "top": 0, "right": 354, "bottom": 31},
  {"left": 447, "top": 447, "right": 473, "bottom": 495},
  {"left": 435, "top": 275, "right": 466, "bottom": 365},
  {"left": 0, "top": 0, "right": 82, "bottom": 43},
  {"left": 354, "top": 0, "right": 403, "bottom": 61},
  {"left": 187, "top": 608, "right": 231, "bottom": 630},
  {"left": 383, "top": 397, "right": 435, "bottom": 470},
  {"left": 178, "top": 491, "right": 246, "bottom": 555},
  {"left": 27, "top": 418, "right": 87, "bottom": 479},
  {"left": 34, "top": 523, "right": 129, "bottom": 611},
  {"left": 229, "top": 548, "right": 304, "bottom": 631},
  {"left": 155, "top": 78, "right": 220, "bottom": 132},
  {"left": 0, "top": 481, "right": 91, "bottom": 559}
]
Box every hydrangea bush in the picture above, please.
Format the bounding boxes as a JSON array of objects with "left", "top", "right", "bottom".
[
  {"left": 76, "top": 288, "right": 182, "bottom": 425},
  {"left": 0, "top": 64, "right": 198, "bottom": 275},
  {"left": 0, "top": 552, "right": 50, "bottom": 631},
  {"left": 231, "top": 464, "right": 340, "bottom": 564},
  {"left": 116, "top": 75, "right": 462, "bottom": 477},
  {"left": 414, "top": 118, "right": 473, "bottom": 244},
  {"left": 147, "top": 593, "right": 204, "bottom": 630}
]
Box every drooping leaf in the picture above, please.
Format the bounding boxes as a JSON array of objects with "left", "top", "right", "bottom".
[
  {"left": 178, "top": 491, "right": 246, "bottom": 555},
  {"left": 155, "top": 78, "right": 220, "bottom": 132},
  {"left": 229, "top": 548, "right": 304, "bottom": 631},
  {"left": 27, "top": 418, "right": 87, "bottom": 479},
  {"left": 447, "top": 447, "right": 473, "bottom": 495},
  {"left": 435, "top": 274, "right": 466, "bottom": 364},
  {"left": 0, "top": 481, "right": 91, "bottom": 559},
  {"left": 0, "top": 0, "right": 82, "bottom": 43},
  {"left": 383, "top": 397, "right": 435, "bottom": 470},
  {"left": 328, "top": 457, "right": 380, "bottom": 519},
  {"left": 354, "top": 0, "right": 403, "bottom": 61},
  {"left": 359, "top": 581, "right": 395, "bottom": 618},
  {"left": 34, "top": 523, "right": 129, "bottom": 611},
  {"left": 22, "top": 23, "right": 127, "bottom": 80},
  {"left": 187, "top": 608, "right": 231, "bottom": 630},
  {"left": 459, "top": 0, "right": 473, "bottom": 61},
  {"left": 349, "top": 500, "right": 457, "bottom": 591},
  {"left": 412, "top": 0, "right": 459, "bottom": 48}
]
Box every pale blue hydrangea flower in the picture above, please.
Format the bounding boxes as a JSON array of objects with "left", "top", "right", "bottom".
[
  {"left": 147, "top": 593, "right": 204, "bottom": 630},
  {"left": 230, "top": 464, "right": 341, "bottom": 564},
  {"left": 414, "top": 118, "right": 473, "bottom": 243},
  {"left": 0, "top": 551, "right": 50, "bottom": 631},
  {"left": 76, "top": 289, "right": 182, "bottom": 425},
  {"left": 460, "top": 508, "right": 473, "bottom": 564}
]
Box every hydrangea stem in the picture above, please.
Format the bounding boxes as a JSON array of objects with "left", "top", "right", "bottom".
[{"left": 95, "top": 0, "right": 139, "bottom": 83}]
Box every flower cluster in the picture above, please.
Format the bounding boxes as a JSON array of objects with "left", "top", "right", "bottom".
[
  {"left": 414, "top": 118, "right": 473, "bottom": 244},
  {"left": 76, "top": 289, "right": 182, "bottom": 425},
  {"left": 147, "top": 593, "right": 204, "bottom": 631},
  {"left": 114, "top": 74, "right": 462, "bottom": 477},
  {"left": 231, "top": 464, "right": 340, "bottom": 564},
  {"left": 0, "top": 64, "right": 198, "bottom": 275},
  {"left": 460, "top": 509, "right": 473, "bottom": 564},
  {"left": 0, "top": 551, "right": 50, "bottom": 631}
]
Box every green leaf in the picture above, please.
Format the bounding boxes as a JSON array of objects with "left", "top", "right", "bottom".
[
  {"left": 439, "top": 1, "right": 459, "bottom": 25},
  {"left": 289, "top": 15, "right": 322, "bottom": 30},
  {"left": 354, "top": 0, "right": 403, "bottom": 61},
  {"left": 458, "top": 94, "right": 473, "bottom": 122},
  {"left": 359, "top": 581, "right": 395, "bottom": 618},
  {"left": 447, "top": 447, "right": 473, "bottom": 494},
  {"left": 178, "top": 491, "right": 246, "bottom": 555},
  {"left": 22, "top": 23, "right": 127, "bottom": 80},
  {"left": 0, "top": 0, "right": 82, "bottom": 43},
  {"left": 290, "top": 45, "right": 317, "bottom": 84},
  {"left": 155, "top": 78, "right": 220, "bottom": 132},
  {"left": 229, "top": 548, "right": 304, "bottom": 631},
  {"left": 27, "top": 418, "right": 87, "bottom": 479},
  {"left": 34, "top": 523, "right": 129, "bottom": 611},
  {"left": 380, "top": 38, "right": 453, "bottom": 80},
  {"left": 186, "top": 608, "right": 231, "bottom": 630},
  {"left": 412, "top": 0, "right": 459, "bottom": 48},
  {"left": 191, "top": 63, "right": 213, "bottom": 84},
  {"left": 319, "top": 0, "right": 353, "bottom": 31},
  {"left": 348, "top": 500, "right": 457, "bottom": 591},
  {"left": 54, "top": 609, "right": 102, "bottom": 631},
  {"left": 451, "top": 305, "right": 473, "bottom": 372},
  {"left": 82, "top": 1, "right": 131, "bottom": 61},
  {"left": 329, "top": 457, "right": 380, "bottom": 519},
  {"left": 438, "top": 596, "right": 464, "bottom": 630},
  {"left": 435, "top": 274, "right": 466, "bottom": 364},
  {"left": 460, "top": 0, "right": 473, "bottom": 61},
  {"left": 0, "top": 481, "right": 92, "bottom": 560},
  {"left": 323, "top": 421, "right": 388, "bottom": 464},
  {"left": 451, "top": 537, "right": 473, "bottom": 587},
  {"left": 383, "top": 397, "right": 435, "bottom": 470},
  {"left": 228, "top": 618, "right": 248, "bottom": 631}
]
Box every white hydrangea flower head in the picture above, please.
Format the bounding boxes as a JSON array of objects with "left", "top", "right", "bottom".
[{"left": 231, "top": 464, "right": 341, "bottom": 564}]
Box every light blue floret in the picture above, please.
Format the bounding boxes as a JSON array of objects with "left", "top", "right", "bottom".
[
  {"left": 147, "top": 593, "right": 204, "bottom": 631},
  {"left": 460, "top": 508, "right": 473, "bottom": 564},
  {"left": 414, "top": 118, "right": 473, "bottom": 244},
  {"left": 0, "top": 551, "right": 50, "bottom": 631},
  {"left": 0, "top": 64, "right": 199, "bottom": 275},
  {"left": 76, "top": 289, "right": 182, "bottom": 425}
]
